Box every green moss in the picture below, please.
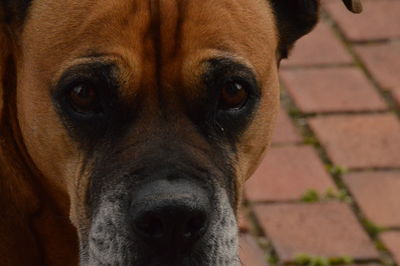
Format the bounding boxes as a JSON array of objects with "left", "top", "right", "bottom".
[
  {"left": 288, "top": 107, "right": 302, "bottom": 117},
  {"left": 375, "top": 240, "right": 389, "bottom": 252},
  {"left": 300, "top": 188, "right": 351, "bottom": 203},
  {"left": 324, "top": 188, "right": 352, "bottom": 203},
  {"left": 294, "top": 253, "right": 354, "bottom": 266},
  {"left": 326, "top": 165, "right": 349, "bottom": 176},
  {"left": 267, "top": 254, "right": 279, "bottom": 265},
  {"left": 361, "top": 218, "right": 385, "bottom": 238},
  {"left": 294, "top": 253, "right": 311, "bottom": 264},
  {"left": 303, "top": 136, "right": 319, "bottom": 146},
  {"left": 329, "top": 256, "right": 354, "bottom": 265},
  {"left": 300, "top": 190, "right": 320, "bottom": 203},
  {"left": 315, "top": 257, "right": 330, "bottom": 266},
  {"left": 324, "top": 188, "right": 337, "bottom": 199}
]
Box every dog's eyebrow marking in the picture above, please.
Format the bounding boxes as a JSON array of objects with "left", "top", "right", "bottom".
[
  {"left": 206, "top": 56, "right": 259, "bottom": 83},
  {"left": 51, "top": 54, "right": 124, "bottom": 91},
  {"left": 76, "top": 52, "right": 128, "bottom": 64},
  {"left": 78, "top": 52, "right": 116, "bottom": 60}
]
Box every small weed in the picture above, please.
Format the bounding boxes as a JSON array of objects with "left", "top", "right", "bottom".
[
  {"left": 304, "top": 136, "right": 319, "bottom": 146},
  {"left": 326, "top": 165, "right": 349, "bottom": 176},
  {"left": 325, "top": 188, "right": 352, "bottom": 203},
  {"left": 295, "top": 253, "right": 312, "bottom": 265},
  {"left": 361, "top": 218, "right": 385, "bottom": 238},
  {"left": 329, "top": 256, "right": 354, "bottom": 265},
  {"left": 375, "top": 240, "right": 389, "bottom": 252},
  {"left": 268, "top": 254, "right": 279, "bottom": 265},
  {"left": 300, "top": 188, "right": 351, "bottom": 203},
  {"left": 300, "top": 190, "right": 320, "bottom": 203},
  {"left": 324, "top": 187, "right": 337, "bottom": 199},
  {"left": 294, "top": 253, "right": 354, "bottom": 266},
  {"left": 289, "top": 107, "right": 303, "bottom": 119}
]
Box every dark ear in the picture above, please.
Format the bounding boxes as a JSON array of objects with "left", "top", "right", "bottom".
[
  {"left": 342, "top": 0, "right": 363, "bottom": 13},
  {"left": 270, "top": 0, "right": 320, "bottom": 58},
  {"left": 270, "top": 0, "right": 363, "bottom": 59},
  {"left": 1, "top": 0, "right": 32, "bottom": 25}
]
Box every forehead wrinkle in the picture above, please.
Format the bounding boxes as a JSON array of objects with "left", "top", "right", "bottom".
[
  {"left": 147, "top": 0, "right": 189, "bottom": 116},
  {"left": 149, "top": 0, "right": 187, "bottom": 60},
  {"left": 161, "top": 0, "right": 187, "bottom": 59}
]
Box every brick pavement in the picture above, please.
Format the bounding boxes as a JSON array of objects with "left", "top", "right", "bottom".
[{"left": 239, "top": 1, "right": 400, "bottom": 265}]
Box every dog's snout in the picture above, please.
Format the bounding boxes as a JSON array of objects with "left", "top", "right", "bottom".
[{"left": 130, "top": 179, "right": 211, "bottom": 251}]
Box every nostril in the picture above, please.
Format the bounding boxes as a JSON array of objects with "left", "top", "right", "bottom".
[
  {"left": 183, "top": 213, "right": 208, "bottom": 240},
  {"left": 135, "top": 214, "right": 164, "bottom": 239}
]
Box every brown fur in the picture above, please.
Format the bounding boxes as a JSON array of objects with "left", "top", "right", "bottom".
[{"left": 0, "top": 15, "right": 79, "bottom": 265}]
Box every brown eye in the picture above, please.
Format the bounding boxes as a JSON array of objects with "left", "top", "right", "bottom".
[
  {"left": 68, "top": 84, "right": 100, "bottom": 113},
  {"left": 218, "top": 81, "right": 248, "bottom": 110}
]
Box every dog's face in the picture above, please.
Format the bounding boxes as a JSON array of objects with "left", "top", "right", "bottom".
[
  {"left": 15, "top": 1, "right": 280, "bottom": 264},
  {"left": 0, "top": 0, "right": 360, "bottom": 265}
]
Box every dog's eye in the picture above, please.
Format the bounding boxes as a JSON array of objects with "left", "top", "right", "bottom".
[
  {"left": 68, "top": 84, "right": 101, "bottom": 114},
  {"left": 218, "top": 81, "right": 249, "bottom": 110}
]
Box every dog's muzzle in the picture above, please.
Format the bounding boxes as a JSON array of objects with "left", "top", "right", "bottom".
[{"left": 84, "top": 166, "right": 239, "bottom": 266}]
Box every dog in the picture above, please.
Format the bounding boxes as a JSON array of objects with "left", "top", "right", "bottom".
[{"left": 0, "top": 0, "right": 361, "bottom": 265}]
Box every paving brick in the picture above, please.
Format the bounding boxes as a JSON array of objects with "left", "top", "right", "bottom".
[
  {"left": 309, "top": 114, "right": 400, "bottom": 169},
  {"left": 281, "top": 21, "right": 352, "bottom": 67},
  {"left": 239, "top": 234, "right": 268, "bottom": 266},
  {"left": 281, "top": 67, "right": 386, "bottom": 113},
  {"left": 380, "top": 232, "right": 400, "bottom": 264},
  {"left": 253, "top": 202, "right": 379, "bottom": 262},
  {"left": 324, "top": 0, "right": 400, "bottom": 41},
  {"left": 355, "top": 43, "right": 400, "bottom": 91},
  {"left": 245, "top": 146, "right": 336, "bottom": 202},
  {"left": 343, "top": 172, "right": 400, "bottom": 228},
  {"left": 272, "top": 108, "right": 302, "bottom": 144}
]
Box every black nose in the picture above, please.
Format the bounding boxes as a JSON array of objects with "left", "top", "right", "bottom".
[
  {"left": 134, "top": 202, "right": 209, "bottom": 246},
  {"left": 131, "top": 179, "right": 211, "bottom": 251}
]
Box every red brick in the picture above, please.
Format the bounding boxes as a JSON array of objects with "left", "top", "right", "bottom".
[
  {"left": 246, "top": 146, "right": 336, "bottom": 202},
  {"left": 281, "top": 67, "right": 386, "bottom": 113},
  {"left": 272, "top": 108, "right": 302, "bottom": 144},
  {"left": 239, "top": 234, "right": 268, "bottom": 266},
  {"left": 343, "top": 172, "right": 400, "bottom": 228},
  {"left": 324, "top": 0, "right": 400, "bottom": 41},
  {"left": 309, "top": 114, "right": 400, "bottom": 169},
  {"left": 253, "top": 202, "right": 379, "bottom": 262},
  {"left": 355, "top": 43, "right": 400, "bottom": 91},
  {"left": 281, "top": 21, "right": 352, "bottom": 67},
  {"left": 380, "top": 232, "right": 400, "bottom": 264}
]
